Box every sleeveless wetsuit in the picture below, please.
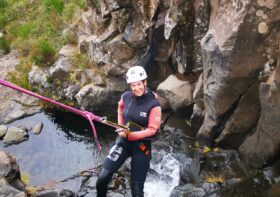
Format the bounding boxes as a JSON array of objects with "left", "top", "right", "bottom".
[{"left": 103, "top": 88, "right": 160, "bottom": 182}]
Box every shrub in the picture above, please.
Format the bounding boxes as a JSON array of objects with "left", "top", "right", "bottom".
[
  {"left": 72, "top": 53, "right": 90, "bottom": 69},
  {"left": 0, "top": 0, "right": 7, "bottom": 8},
  {"left": 30, "top": 39, "right": 56, "bottom": 67},
  {"left": 0, "top": 37, "right": 10, "bottom": 54},
  {"left": 9, "top": 23, "right": 33, "bottom": 38},
  {"left": 7, "top": 60, "right": 33, "bottom": 90}
]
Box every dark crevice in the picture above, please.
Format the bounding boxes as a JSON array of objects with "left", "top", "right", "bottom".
[{"left": 212, "top": 84, "right": 254, "bottom": 144}]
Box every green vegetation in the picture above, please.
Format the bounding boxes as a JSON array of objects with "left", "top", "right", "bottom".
[
  {"left": 72, "top": 53, "right": 91, "bottom": 70},
  {"left": 0, "top": 0, "right": 86, "bottom": 87},
  {"left": 0, "top": 37, "right": 10, "bottom": 54},
  {"left": 7, "top": 59, "right": 33, "bottom": 90}
]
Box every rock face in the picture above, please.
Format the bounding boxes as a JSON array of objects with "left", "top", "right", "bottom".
[
  {"left": 194, "top": 0, "right": 280, "bottom": 167},
  {"left": 0, "top": 51, "right": 40, "bottom": 125},
  {"left": 239, "top": 58, "right": 280, "bottom": 168}
]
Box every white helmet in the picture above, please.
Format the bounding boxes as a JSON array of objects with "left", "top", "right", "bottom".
[{"left": 126, "top": 66, "right": 147, "bottom": 84}]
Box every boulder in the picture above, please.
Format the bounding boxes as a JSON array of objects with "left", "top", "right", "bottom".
[
  {"left": 49, "top": 58, "right": 73, "bottom": 80},
  {"left": 33, "top": 122, "right": 43, "bottom": 135},
  {"left": 157, "top": 75, "right": 193, "bottom": 111},
  {"left": 75, "top": 84, "right": 121, "bottom": 112},
  {"left": 3, "top": 127, "right": 28, "bottom": 144}
]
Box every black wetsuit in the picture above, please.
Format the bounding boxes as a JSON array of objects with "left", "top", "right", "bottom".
[{"left": 96, "top": 89, "right": 160, "bottom": 197}]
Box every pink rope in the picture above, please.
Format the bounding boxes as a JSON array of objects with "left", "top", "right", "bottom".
[{"left": 0, "top": 79, "right": 113, "bottom": 151}]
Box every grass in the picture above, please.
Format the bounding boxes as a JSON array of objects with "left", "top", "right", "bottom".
[
  {"left": 71, "top": 53, "right": 91, "bottom": 70},
  {"left": 7, "top": 59, "right": 33, "bottom": 90},
  {"left": 0, "top": 37, "right": 10, "bottom": 54},
  {"left": 0, "top": 0, "right": 87, "bottom": 88}
]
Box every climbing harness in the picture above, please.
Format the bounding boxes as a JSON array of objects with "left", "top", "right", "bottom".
[{"left": 0, "top": 79, "right": 133, "bottom": 150}]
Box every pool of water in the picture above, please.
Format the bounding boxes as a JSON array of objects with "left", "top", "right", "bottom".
[{"left": 0, "top": 109, "right": 116, "bottom": 185}]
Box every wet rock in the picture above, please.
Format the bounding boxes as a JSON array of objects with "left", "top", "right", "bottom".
[
  {"left": 50, "top": 58, "right": 73, "bottom": 80},
  {"left": 157, "top": 75, "right": 193, "bottom": 111},
  {"left": 4, "top": 111, "right": 26, "bottom": 124},
  {"left": 0, "top": 125, "right": 7, "bottom": 138},
  {"left": 30, "top": 189, "right": 77, "bottom": 197},
  {"left": 33, "top": 122, "right": 43, "bottom": 135},
  {"left": 0, "top": 179, "right": 26, "bottom": 197},
  {"left": 170, "top": 183, "right": 206, "bottom": 197},
  {"left": 28, "top": 66, "right": 52, "bottom": 89},
  {"left": 0, "top": 151, "right": 25, "bottom": 193},
  {"left": 3, "top": 127, "right": 28, "bottom": 144},
  {"left": 190, "top": 104, "right": 204, "bottom": 132},
  {"left": 201, "top": 182, "right": 220, "bottom": 193}
]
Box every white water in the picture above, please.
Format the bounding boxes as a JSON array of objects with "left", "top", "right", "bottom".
[{"left": 144, "top": 150, "right": 180, "bottom": 197}]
